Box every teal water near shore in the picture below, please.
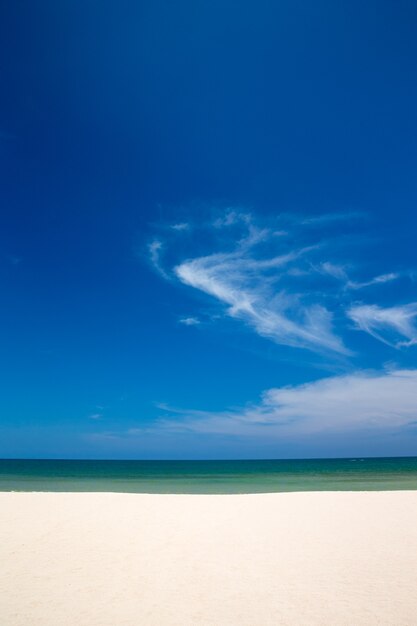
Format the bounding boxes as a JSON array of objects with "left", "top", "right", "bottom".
[{"left": 1, "top": 457, "right": 417, "bottom": 493}]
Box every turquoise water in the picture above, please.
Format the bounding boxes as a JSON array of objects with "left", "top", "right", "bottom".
[{"left": 1, "top": 457, "right": 417, "bottom": 493}]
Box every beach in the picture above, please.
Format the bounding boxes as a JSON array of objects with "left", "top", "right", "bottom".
[{"left": 1, "top": 492, "right": 417, "bottom": 625}]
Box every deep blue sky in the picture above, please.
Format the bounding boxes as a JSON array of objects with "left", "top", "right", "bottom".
[{"left": 1, "top": 0, "right": 416, "bottom": 459}]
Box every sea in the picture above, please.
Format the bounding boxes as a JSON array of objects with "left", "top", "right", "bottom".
[{"left": 1, "top": 457, "right": 417, "bottom": 493}]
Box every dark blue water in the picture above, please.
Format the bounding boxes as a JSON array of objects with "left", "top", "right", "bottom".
[{"left": 1, "top": 457, "right": 417, "bottom": 493}]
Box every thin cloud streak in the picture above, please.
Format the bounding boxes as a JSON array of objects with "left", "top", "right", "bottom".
[
  {"left": 301, "top": 211, "right": 366, "bottom": 226},
  {"left": 179, "top": 316, "right": 201, "bottom": 326},
  {"left": 347, "top": 303, "right": 417, "bottom": 348},
  {"left": 148, "top": 239, "right": 169, "bottom": 279},
  {"left": 318, "top": 262, "right": 399, "bottom": 290},
  {"left": 171, "top": 222, "right": 190, "bottom": 231}
]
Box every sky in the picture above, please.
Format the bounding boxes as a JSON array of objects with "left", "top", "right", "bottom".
[{"left": 1, "top": 0, "right": 417, "bottom": 459}]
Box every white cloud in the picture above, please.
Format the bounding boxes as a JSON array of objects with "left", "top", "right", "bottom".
[
  {"left": 318, "top": 263, "right": 399, "bottom": 290},
  {"left": 347, "top": 303, "right": 417, "bottom": 348},
  {"left": 319, "top": 262, "right": 349, "bottom": 281},
  {"left": 347, "top": 272, "right": 399, "bottom": 290},
  {"left": 179, "top": 316, "right": 201, "bottom": 326},
  {"left": 148, "top": 239, "right": 169, "bottom": 278},
  {"left": 88, "top": 413, "right": 103, "bottom": 420},
  {"left": 212, "top": 209, "right": 251, "bottom": 228},
  {"left": 171, "top": 222, "right": 190, "bottom": 231},
  {"left": 147, "top": 210, "right": 409, "bottom": 356},
  {"left": 174, "top": 233, "right": 348, "bottom": 355},
  {"left": 153, "top": 369, "right": 417, "bottom": 437}
]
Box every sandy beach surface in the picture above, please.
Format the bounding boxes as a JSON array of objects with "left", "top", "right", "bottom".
[{"left": 1, "top": 492, "right": 417, "bottom": 626}]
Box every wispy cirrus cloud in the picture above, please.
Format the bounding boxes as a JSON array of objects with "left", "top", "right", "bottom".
[
  {"left": 347, "top": 272, "right": 399, "bottom": 290},
  {"left": 148, "top": 239, "right": 169, "bottom": 279},
  {"left": 175, "top": 253, "right": 348, "bottom": 355},
  {"left": 212, "top": 209, "right": 252, "bottom": 229},
  {"left": 318, "top": 262, "right": 399, "bottom": 290},
  {"left": 347, "top": 303, "right": 417, "bottom": 348},
  {"left": 148, "top": 209, "right": 410, "bottom": 357}
]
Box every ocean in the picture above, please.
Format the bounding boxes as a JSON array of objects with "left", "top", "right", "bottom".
[{"left": 1, "top": 457, "right": 417, "bottom": 493}]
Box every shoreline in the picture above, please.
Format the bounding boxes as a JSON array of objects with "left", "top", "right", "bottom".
[
  {"left": 3, "top": 488, "right": 417, "bottom": 494},
  {"left": 3, "top": 457, "right": 417, "bottom": 495}
]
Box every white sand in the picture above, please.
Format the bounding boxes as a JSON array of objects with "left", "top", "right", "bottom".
[{"left": 1, "top": 492, "right": 417, "bottom": 625}]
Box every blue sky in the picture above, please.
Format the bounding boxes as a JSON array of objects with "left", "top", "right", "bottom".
[{"left": 1, "top": 0, "right": 416, "bottom": 459}]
